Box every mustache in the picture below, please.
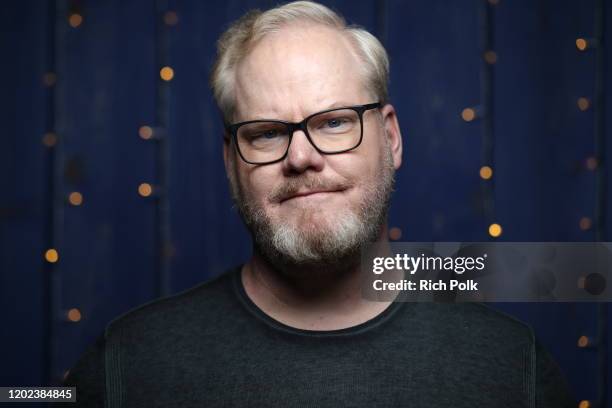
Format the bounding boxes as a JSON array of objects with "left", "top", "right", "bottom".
[{"left": 270, "top": 175, "right": 353, "bottom": 203}]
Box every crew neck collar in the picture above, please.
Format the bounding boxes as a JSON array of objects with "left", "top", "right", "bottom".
[{"left": 231, "top": 265, "right": 406, "bottom": 338}]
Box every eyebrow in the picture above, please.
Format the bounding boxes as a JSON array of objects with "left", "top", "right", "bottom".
[{"left": 242, "top": 101, "right": 357, "bottom": 122}]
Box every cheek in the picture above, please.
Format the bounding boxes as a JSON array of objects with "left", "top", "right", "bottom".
[
  {"left": 337, "top": 132, "right": 385, "bottom": 182},
  {"left": 238, "top": 165, "right": 278, "bottom": 203}
]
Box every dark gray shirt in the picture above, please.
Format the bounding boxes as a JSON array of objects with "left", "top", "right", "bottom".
[{"left": 62, "top": 266, "right": 576, "bottom": 407}]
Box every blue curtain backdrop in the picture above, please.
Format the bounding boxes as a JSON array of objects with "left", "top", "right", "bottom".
[{"left": 1, "top": 0, "right": 611, "bottom": 405}]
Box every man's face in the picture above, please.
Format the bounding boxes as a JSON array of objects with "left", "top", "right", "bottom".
[{"left": 225, "top": 24, "right": 402, "bottom": 271}]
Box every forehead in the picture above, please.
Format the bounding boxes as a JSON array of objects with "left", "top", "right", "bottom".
[{"left": 234, "top": 24, "right": 368, "bottom": 121}]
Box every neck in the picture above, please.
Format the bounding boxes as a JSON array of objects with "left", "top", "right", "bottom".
[{"left": 241, "top": 225, "right": 395, "bottom": 331}]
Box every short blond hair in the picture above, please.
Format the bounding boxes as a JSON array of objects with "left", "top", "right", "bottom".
[{"left": 210, "top": 1, "right": 390, "bottom": 123}]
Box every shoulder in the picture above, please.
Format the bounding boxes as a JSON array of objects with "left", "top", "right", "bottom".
[
  {"left": 400, "top": 302, "right": 535, "bottom": 347},
  {"left": 61, "top": 268, "right": 242, "bottom": 405},
  {"left": 458, "top": 302, "right": 534, "bottom": 339},
  {"left": 106, "top": 267, "right": 240, "bottom": 338}
]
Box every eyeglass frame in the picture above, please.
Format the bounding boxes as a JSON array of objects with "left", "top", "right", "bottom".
[{"left": 225, "top": 102, "right": 382, "bottom": 165}]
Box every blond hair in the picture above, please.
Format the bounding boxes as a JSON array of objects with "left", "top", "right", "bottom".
[{"left": 210, "top": 1, "right": 390, "bottom": 122}]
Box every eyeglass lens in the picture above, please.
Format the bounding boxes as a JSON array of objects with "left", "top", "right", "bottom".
[{"left": 236, "top": 108, "right": 361, "bottom": 164}]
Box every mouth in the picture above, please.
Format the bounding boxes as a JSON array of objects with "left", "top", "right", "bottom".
[{"left": 280, "top": 188, "right": 345, "bottom": 203}]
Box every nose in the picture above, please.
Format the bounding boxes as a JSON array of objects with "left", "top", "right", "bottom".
[{"left": 282, "top": 130, "right": 325, "bottom": 175}]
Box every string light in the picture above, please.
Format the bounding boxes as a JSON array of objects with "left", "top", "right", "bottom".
[
  {"left": 160, "top": 66, "right": 174, "bottom": 81},
  {"left": 44, "top": 248, "right": 59, "bottom": 263},
  {"left": 585, "top": 157, "right": 597, "bottom": 171},
  {"left": 66, "top": 308, "right": 82, "bottom": 322},
  {"left": 42, "top": 132, "right": 57, "bottom": 147},
  {"left": 488, "top": 223, "right": 502, "bottom": 238},
  {"left": 139, "top": 125, "right": 154, "bottom": 140},
  {"left": 68, "top": 191, "right": 83, "bottom": 206},
  {"left": 479, "top": 166, "right": 493, "bottom": 180},
  {"left": 577, "top": 335, "right": 590, "bottom": 348},
  {"left": 483, "top": 50, "right": 497, "bottom": 64},
  {"left": 138, "top": 183, "right": 153, "bottom": 197},
  {"left": 461, "top": 107, "right": 476, "bottom": 122},
  {"left": 164, "top": 11, "right": 179, "bottom": 26},
  {"left": 389, "top": 227, "right": 402, "bottom": 241},
  {"left": 579, "top": 217, "right": 592, "bottom": 231},
  {"left": 577, "top": 97, "right": 590, "bottom": 111},
  {"left": 68, "top": 13, "right": 83, "bottom": 28},
  {"left": 42, "top": 72, "right": 57, "bottom": 87},
  {"left": 576, "top": 38, "right": 588, "bottom": 51}
]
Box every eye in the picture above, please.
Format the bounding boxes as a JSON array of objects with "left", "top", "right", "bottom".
[
  {"left": 321, "top": 117, "right": 351, "bottom": 130},
  {"left": 246, "top": 128, "right": 281, "bottom": 142},
  {"left": 261, "top": 130, "right": 279, "bottom": 139},
  {"left": 326, "top": 118, "right": 346, "bottom": 128}
]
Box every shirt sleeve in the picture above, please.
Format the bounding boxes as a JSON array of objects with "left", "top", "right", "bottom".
[
  {"left": 535, "top": 338, "right": 577, "bottom": 408},
  {"left": 56, "top": 334, "right": 106, "bottom": 408}
]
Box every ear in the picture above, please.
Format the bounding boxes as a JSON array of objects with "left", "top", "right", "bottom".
[{"left": 380, "top": 104, "right": 403, "bottom": 170}]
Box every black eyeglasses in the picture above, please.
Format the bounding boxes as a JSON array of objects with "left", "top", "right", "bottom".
[{"left": 226, "top": 102, "right": 381, "bottom": 165}]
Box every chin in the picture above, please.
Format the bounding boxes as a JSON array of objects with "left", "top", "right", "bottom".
[{"left": 279, "top": 206, "right": 351, "bottom": 232}]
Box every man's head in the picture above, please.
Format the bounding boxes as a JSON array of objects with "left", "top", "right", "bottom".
[{"left": 210, "top": 1, "right": 402, "bottom": 274}]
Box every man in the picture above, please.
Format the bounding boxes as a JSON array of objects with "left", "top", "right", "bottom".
[{"left": 64, "top": 2, "right": 575, "bottom": 406}]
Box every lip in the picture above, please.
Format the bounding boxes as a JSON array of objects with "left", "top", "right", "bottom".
[{"left": 280, "top": 189, "right": 343, "bottom": 203}]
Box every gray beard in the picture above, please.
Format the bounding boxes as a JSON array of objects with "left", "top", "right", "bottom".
[{"left": 227, "top": 144, "right": 395, "bottom": 276}]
